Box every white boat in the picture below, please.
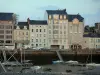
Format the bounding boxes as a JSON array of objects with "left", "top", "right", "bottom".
[
  {"left": 52, "top": 60, "right": 63, "bottom": 64},
  {"left": 65, "top": 60, "right": 79, "bottom": 64}
]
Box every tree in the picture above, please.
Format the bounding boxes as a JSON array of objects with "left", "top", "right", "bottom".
[
  {"left": 84, "top": 25, "right": 90, "bottom": 32},
  {"left": 12, "top": 14, "right": 19, "bottom": 25}
]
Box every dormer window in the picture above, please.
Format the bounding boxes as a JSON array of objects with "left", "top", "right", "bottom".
[
  {"left": 24, "top": 26, "right": 27, "bottom": 29},
  {"left": 53, "top": 14, "right": 59, "bottom": 20},
  {"left": 16, "top": 26, "right": 20, "bottom": 29},
  {"left": 49, "top": 15, "right": 51, "bottom": 19},
  {"left": 60, "top": 15, "right": 62, "bottom": 19},
  {"left": 9, "top": 21, "right": 12, "bottom": 24},
  {"left": 72, "top": 18, "right": 79, "bottom": 25},
  {"left": 64, "top": 15, "right": 66, "bottom": 19}
]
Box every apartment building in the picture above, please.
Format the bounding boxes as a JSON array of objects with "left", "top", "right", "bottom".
[
  {"left": 83, "top": 33, "right": 100, "bottom": 49},
  {"left": 14, "top": 22, "right": 30, "bottom": 49},
  {"left": 45, "top": 9, "right": 69, "bottom": 49},
  {"left": 68, "top": 14, "right": 84, "bottom": 49},
  {"left": 28, "top": 19, "right": 48, "bottom": 48},
  {"left": 45, "top": 9, "right": 84, "bottom": 49},
  {"left": 0, "top": 13, "right": 15, "bottom": 49}
]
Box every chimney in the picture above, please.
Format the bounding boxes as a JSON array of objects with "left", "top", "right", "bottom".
[
  {"left": 27, "top": 18, "right": 30, "bottom": 25},
  {"left": 64, "top": 9, "right": 66, "bottom": 12}
]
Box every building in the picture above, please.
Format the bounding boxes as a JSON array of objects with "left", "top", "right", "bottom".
[
  {"left": 45, "top": 9, "right": 84, "bottom": 49},
  {"left": 0, "top": 12, "right": 15, "bottom": 49},
  {"left": 68, "top": 14, "right": 84, "bottom": 49},
  {"left": 28, "top": 19, "right": 48, "bottom": 48},
  {"left": 14, "top": 22, "right": 30, "bottom": 49},
  {"left": 45, "top": 9, "right": 69, "bottom": 49},
  {"left": 83, "top": 33, "right": 100, "bottom": 49}
]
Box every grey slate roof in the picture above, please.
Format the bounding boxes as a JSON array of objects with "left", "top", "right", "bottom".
[
  {"left": 46, "top": 9, "right": 84, "bottom": 22},
  {"left": 29, "top": 20, "right": 47, "bottom": 25},
  {"left": 46, "top": 9, "right": 67, "bottom": 15},
  {"left": 83, "top": 33, "right": 100, "bottom": 38},
  {"left": 68, "top": 14, "right": 84, "bottom": 22},
  {"left": 14, "top": 22, "right": 29, "bottom": 29},
  {"left": 0, "top": 12, "right": 13, "bottom": 20}
]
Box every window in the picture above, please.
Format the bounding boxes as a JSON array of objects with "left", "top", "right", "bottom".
[
  {"left": 23, "top": 32, "right": 24, "bottom": 35},
  {"left": 98, "top": 39, "right": 100, "bottom": 43},
  {"left": 53, "top": 40, "right": 58, "bottom": 43},
  {"left": 59, "top": 20, "right": 62, "bottom": 24},
  {"left": 44, "top": 29, "right": 45, "bottom": 32},
  {"left": 64, "top": 26, "right": 66, "bottom": 29},
  {"left": 40, "top": 39, "right": 41, "bottom": 42},
  {"left": 64, "top": 15, "right": 66, "bottom": 19},
  {"left": 36, "top": 44, "right": 38, "bottom": 47},
  {"left": 32, "top": 39, "right": 33, "bottom": 42},
  {"left": 32, "top": 29, "right": 33, "bottom": 32},
  {"left": 44, "top": 34, "right": 46, "bottom": 37},
  {"left": 49, "top": 30, "right": 51, "bottom": 34},
  {"left": 26, "top": 32, "right": 28, "bottom": 35},
  {"left": 48, "top": 20, "right": 51, "bottom": 24},
  {"left": 40, "top": 29, "right": 41, "bottom": 32},
  {"left": 36, "top": 29, "right": 38, "bottom": 32},
  {"left": 64, "top": 31, "right": 66, "bottom": 34},
  {"left": 53, "top": 15, "right": 59, "bottom": 19},
  {"left": 0, "top": 35, "right": 4, "bottom": 39},
  {"left": 40, "top": 34, "right": 41, "bottom": 37},
  {"left": 49, "top": 40, "right": 51, "bottom": 42},
  {"left": 53, "top": 25, "right": 58, "bottom": 29},
  {"left": 6, "top": 30, "right": 12, "bottom": 34},
  {"left": 53, "top": 30, "right": 58, "bottom": 34},
  {"left": 60, "top": 15, "right": 62, "bottom": 19},
  {"left": 0, "top": 25, "right": 4, "bottom": 29},
  {"left": 44, "top": 39, "right": 45, "bottom": 42},
  {"left": 44, "top": 44, "right": 45, "bottom": 46},
  {"left": 91, "top": 38, "right": 93, "bottom": 43},
  {"left": 6, "top": 26, "right": 12, "bottom": 29},
  {"left": 49, "top": 15, "right": 51, "bottom": 19},
  {"left": 31, "top": 44, "right": 34, "bottom": 47},
  {"left": 60, "top": 31, "right": 62, "bottom": 34},
  {"left": 6, "top": 35, "right": 12, "bottom": 39},
  {"left": 36, "top": 39, "right": 38, "bottom": 42},
  {"left": 60, "top": 40, "right": 62, "bottom": 43},
  {"left": 77, "top": 25, "right": 78, "bottom": 32},
  {"left": 70, "top": 26, "right": 72, "bottom": 32},
  {"left": 6, "top": 40, "right": 12, "bottom": 43},
  {"left": 0, "top": 40, "right": 4, "bottom": 43},
  {"left": 37, "top": 34, "right": 38, "bottom": 37},
  {"left": 54, "top": 20, "right": 59, "bottom": 24},
  {"left": 0, "top": 30, "right": 4, "bottom": 34},
  {"left": 39, "top": 44, "right": 41, "bottom": 46}
]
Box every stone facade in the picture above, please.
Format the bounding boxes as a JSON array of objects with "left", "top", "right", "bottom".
[
  {"left": 14, "top": 22, "right": 30, "bottom": 49},
  {"left": 29, "top": 20, "right": 48, "bottom": 49},
  {"left": 0, "top": 13, "right": 15, "bottom": 50}
]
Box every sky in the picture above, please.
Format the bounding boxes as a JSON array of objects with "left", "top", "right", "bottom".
[{"left": 0, "top": 0, "right": 100, "bottom": 26}]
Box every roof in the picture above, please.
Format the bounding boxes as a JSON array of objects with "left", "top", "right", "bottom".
[
  {"left": 83, "top": 33, "right": 100, "bottom": 38},
  {"left": 46, "top": 9, "right": 67, "bottom": 15},
  {"left": 68, "top": 14, "right": 84, "bottom": 22},
  {"left": 0, "top": 12, "right": 13, "bottom": 20},
  {"left": 14, "top": 22, "right": 29, "bottom": 29},
  {"left": 18, "top": 22, "right": 28, "bottom": 26},
  {"left": 29, "top": 20, "right": 47, "bottom": 25}
]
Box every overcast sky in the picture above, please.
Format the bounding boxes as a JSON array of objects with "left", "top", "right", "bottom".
[{"left": 0, "top": 0, "right": 100, "bottom": 26}]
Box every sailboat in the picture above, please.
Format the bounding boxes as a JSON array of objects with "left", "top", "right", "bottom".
[{"left": 86, "top": 49, "right": 100, "bottom": 70}]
